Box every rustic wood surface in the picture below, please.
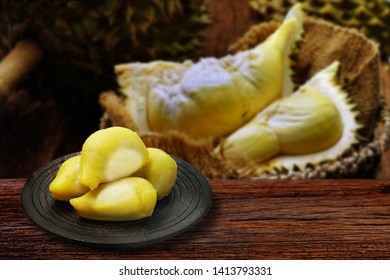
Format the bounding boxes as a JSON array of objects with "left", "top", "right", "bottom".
[{"left": 2, "top": 179, "right": 390, "bottom": 259}]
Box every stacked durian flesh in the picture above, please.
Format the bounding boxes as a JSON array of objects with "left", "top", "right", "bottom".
[
  {"left": 49, "top": 127, "right": 178, "bottom": 221},
  {"left": 100, "top": 3, "right": 385, "bottom": 179}
]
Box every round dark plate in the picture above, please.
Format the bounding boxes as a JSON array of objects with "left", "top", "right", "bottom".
[{"left": 21, "top": 153, "right": 212, "bottom": 248}]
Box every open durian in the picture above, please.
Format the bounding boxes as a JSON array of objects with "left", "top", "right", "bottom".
[
  {"left": 215, "top": 61, "right": 361, "bottom": 176},
  {"left": 100, "top": 4, "right": 387, "bottom": 179},
  {"left": 114, "top": 3, "right": 304, "bottom": 138}
]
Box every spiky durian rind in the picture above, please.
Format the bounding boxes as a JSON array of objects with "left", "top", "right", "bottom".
[{"left": 249, "top": 0, "right": 390, "bottom": 59}]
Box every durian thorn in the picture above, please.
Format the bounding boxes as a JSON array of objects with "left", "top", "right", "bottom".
[
  {"left": 322, "top": 60, "right": 340, "bottom": 80},
  {"left": 0, "top": 40, "right": 44, "bottom": 105}
]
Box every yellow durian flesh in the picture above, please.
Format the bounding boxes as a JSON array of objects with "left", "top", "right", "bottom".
[
  {"left": 116, "top": 3, "right": 304, "bottom": 139},
  {"left": 217, "top": 87, "right": 342, "bottom": 163},
  {"left": 70, "top": 177, "right": 157, "bottom": 222},
  {"left": 217, "top": 61, "right": 360, "bottom": 174},
  {"left": 133, "top": 148, "right": 177, "bottom": 200},
  {"left": 157, "top": 58, "right": 257, "bottom": 137},
  {"left": 78, "top": 127, "right": 149, "bottom": 190},
  {"left": 260, "top": 87, "right": 343, "bottom": 155},
  {"left": 248, "top": 3, "right": 304, "bottom": 98},
  {"left": 116, "top": 61, "right": 190, "bottom": 133},
  {"left": 217, "top": 122, "right": 280, "bottom": 163},
  {"left": 261, "top": 61, "right": 361, "bottom": 174},
  {"left": 49, "top": 155, "right": 89, "bottom": 201}
]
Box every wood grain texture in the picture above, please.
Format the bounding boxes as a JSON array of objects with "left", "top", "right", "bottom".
[{"left": 2, "top": 179, "right": 390, "bottom": 259}]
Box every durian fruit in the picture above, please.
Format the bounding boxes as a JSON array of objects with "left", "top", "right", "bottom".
[
  {"left": 248, "top": 0, "right": 390, "bottom": 60},
  {"left": 70, "top": 177, "right": 157, "bottom": 222},
  {"left": 49, "top": 155, "right": 89, "bottom": 201},
  {"left": 215, "top": 61, "right": 361, "bottom": 176},
  {"left": 133, "top": 148, "right": 177, "bottom": 200},
  {"left": 100, "top": 3, "right": 384, "bottom": 179},
  {"left": 79, "top": 126, "right": 149, "bottom": 190},
  {"left": 114, "top": 3, "right": 304, "bottom": 138},
  {"left": 49, "top": 127, "right": 179, "bottom": 221},
  {"left": 0, "top": 0, "right": 210, "bottom": 107}
]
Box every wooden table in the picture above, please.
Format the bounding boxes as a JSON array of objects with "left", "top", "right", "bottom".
[
  {"left": 1, "top": 0, "right": 390, "bottom": 261},
  {"left": 2, "top": 179, "right": 390, "bottom": 259}
]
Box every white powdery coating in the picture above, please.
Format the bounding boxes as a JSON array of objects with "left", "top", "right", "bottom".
[
  {"left": 180, "top": 58, "right": 233, "bottom": 94},
  {"left": 153, "top": 53, "right": 254, "bottom": 117}
]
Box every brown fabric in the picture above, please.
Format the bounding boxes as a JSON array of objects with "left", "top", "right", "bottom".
[
  {"left": 227, "top": 21, "right": 281, "bottom": 53},
  {"left": 297, "top": 18, "right": 381, "bottom": 139},
  {"left": 99, "top": 18, "right": 387, "bottom": 179},
  {"left": 140, "top": 132, "right": 240, "bottom": 179}
]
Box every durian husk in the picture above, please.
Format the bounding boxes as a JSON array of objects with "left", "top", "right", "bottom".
[{"left": 100, "top": 17, "right": 390, "bottom": 179}]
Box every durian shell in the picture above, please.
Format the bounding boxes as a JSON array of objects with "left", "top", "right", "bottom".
[
  {"left": 100, "top": 17, "right": 389, "bottom": 179},
  {"left": 248, "top": 0, "right": 390, "bottom": 60}
]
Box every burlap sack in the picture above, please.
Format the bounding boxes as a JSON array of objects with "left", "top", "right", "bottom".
[{"left": 99, "top": 17, "right": 389, "bottom": 179}]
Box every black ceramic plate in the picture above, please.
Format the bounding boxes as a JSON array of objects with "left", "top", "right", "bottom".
[{"left": 21, "top": 153, "right": 212, "bottom": 248}]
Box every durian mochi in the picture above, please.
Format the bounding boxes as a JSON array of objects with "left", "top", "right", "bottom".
[
  {"left": 115, "top": 3, "right": 304, "bottom": 138},
  {"left": 79, "top": 126, "right": 149, "bottom": 190}
]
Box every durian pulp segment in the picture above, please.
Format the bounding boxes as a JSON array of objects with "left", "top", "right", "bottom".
[
  {"left": 261, "top": 87, "right": 343, "bottom": 155},
  {"left": 256, "top": 61, "right": 361, "bottom": 175},
  {"left": 216, "top": 122, "right": 280, "bottom": 162},
  {"left": 251, "top": 2, "right": 304, "bottom": 98},
  {"left": 49, "top": 155, "right": 89, "bottom": 201},
  {"left": 216, "top": 85, "right": 343, "bottom": 164},
  {"left": 115, "top": 61, "right": 191, "bottom": 133},
  {"left": 78, "top": 127, "right": 149, "bottom": 190},
  {"left": 133, "top": 147, "right": 178, "bottom": 200},
  {"left": 70, "top": 177, "right": 157, "bottom": 222},
  {"left": 102, "top": 147, "right": 146, "bottom": 182},
  {"left": 115, "top": 3, "right": 304, "bottom": 138}
]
